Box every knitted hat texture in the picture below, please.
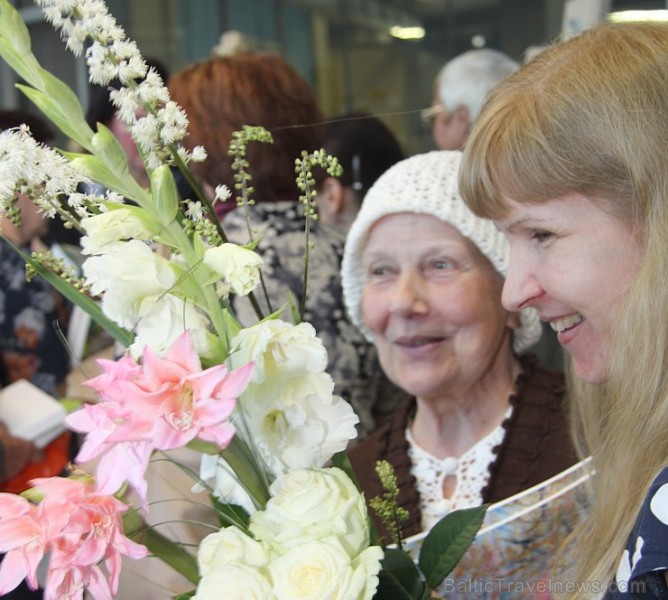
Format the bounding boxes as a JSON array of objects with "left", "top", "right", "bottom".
[{"left": 341, "top": 150, "right": 541, "bottom": 354}]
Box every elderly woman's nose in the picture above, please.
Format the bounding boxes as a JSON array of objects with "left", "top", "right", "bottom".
[{"left": 389, "top": 272, "right": 428, "bottom": 314}]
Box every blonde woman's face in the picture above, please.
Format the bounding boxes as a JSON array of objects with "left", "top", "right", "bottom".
[
  {"left": 361, "top": 213, "right": 517, "bottom": 402},
  {"left": 496, "top": 193, "right": 644, "bottom": 384}
]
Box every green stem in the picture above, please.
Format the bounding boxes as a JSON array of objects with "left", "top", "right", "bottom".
[
  {"left": 123, "top": 509, "right": 199, "bottom": 585},
  {"left": 220, "top": 435, "right": 271, "bottom": 510}
]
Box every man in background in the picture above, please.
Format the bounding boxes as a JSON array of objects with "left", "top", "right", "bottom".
[{"left": 423, "top": 48, "right": 519, "bottom": 151}]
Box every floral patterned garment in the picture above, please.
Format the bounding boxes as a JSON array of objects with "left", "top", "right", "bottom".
[
  {"left": 605, "top": 466, "right": 668, "bottom": 599},
  {"left": 0, "top": 237, "right": 70, "bottom": 396},
  {"left": 222, "top": 202, "right": 408, "bottom": 440}
]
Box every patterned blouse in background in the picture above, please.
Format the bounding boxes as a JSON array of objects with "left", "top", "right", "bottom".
[
  {"left": 223, "top": 201, "right": 409, "bottom": 440},
  {"left": 0, "top": 237, "right": 71, "bottom": 397}
]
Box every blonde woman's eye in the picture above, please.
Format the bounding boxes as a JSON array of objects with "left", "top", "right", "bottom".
[{"left": 433, "top": 259, "right": 454, "bottom": 270}]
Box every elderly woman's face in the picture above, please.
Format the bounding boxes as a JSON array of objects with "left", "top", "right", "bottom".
[{"left": 361, "top": 213, "right": 517, "bottom": 402}]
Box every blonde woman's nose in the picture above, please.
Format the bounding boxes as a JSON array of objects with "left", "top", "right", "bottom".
[{"left": 501, "top": 257, "right": 542, "bottom": 312}]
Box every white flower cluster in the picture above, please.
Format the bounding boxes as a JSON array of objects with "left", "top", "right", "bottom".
[
  {"left": 35, "top": 0, "right": 202, "bottom": 171},
  {"left": 0, "top": 125, "right": 85, "bottom": 220},
  {"left": 199, "top": 320, "right": 360, "bottom": 512},
  {"left": 195, "top": 468, "right": 383, "bottom": 600}
]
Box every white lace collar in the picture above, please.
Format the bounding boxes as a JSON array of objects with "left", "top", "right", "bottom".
[{"left": 406, "top": 406, "right": 513, "bottom": 531}]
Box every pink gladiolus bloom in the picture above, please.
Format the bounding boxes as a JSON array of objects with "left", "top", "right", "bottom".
[
  {"left": 130, "top": 331, "right": 254, "bottom": 449},
  {"left": 0, "top": 477, "right": 147, "bottom": 600},
  {"left": 0, "top": 494, "right": 46, "bottom": 594},
  {"left": 67, "top": 331, "right": 253, "bottom": 504}
]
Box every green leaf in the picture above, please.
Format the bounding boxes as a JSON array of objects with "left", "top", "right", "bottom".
[
  {"left": 150, "top": 165, "right": 180, "bottom": 223},
  {"left": 211, "top": 496, "right": 250, "bottom": 530},
  {"left": 418, "top": 504, "right": 487, "bottom": 590},
  {"left": 186, "top": 438, "right": 222, "bottom": 455},
  {"left": 0, "top": 0, "right": 43, "bottom": 86},
  {"left": 123, "top": 509, "right": 199, "bottom": 585},
  {"left": 173, "top": 592, "right": 196, "bottom": 600},
  {"left": 18, "top": 72, "right": 94, "bottom": 150},
  {"left": 375, "top": 548, "right": 429, "bottom": 600},
  {"left": 64, "top": 124, "right": 151, "bottom": 205}
]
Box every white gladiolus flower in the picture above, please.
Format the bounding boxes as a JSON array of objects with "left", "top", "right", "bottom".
[
  {"left": 129, "top": 293, "right": 211, "bottom": 359},
  {"left": 203, "top": 243, "right": 263, "bottom": 297},
  {"left": 80, "top": 207, "right": 153, "bottom": 254},
  {"left": 82, "top": 239, "right": 176, "bottom": 329},
  {"left": 240, "top": 372, "right": 359, "bottom": 474},
  {"left": 229, "top": 320, "right": 328, "bottom": 383}
]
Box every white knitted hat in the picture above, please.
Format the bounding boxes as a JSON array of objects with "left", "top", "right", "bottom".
[{"left": 341, "top": 150, "right": 541, "bottom": 354}]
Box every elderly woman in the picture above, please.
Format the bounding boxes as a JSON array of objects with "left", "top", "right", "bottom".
[{"left": 342, "top": 150, "right": 578, "bottom": 541}]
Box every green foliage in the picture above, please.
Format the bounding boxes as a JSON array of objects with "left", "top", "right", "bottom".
[
  {"left": 369, "top": 460, "right": 410, "bottom": 548},
  {"left": 418, "top": 504, "right": 488, "bottom": 590},
  {"left": 122, "top": 509, "right": 199, "bottom": 585},
  {"left": 375, "top": 548, "right": 430, "bottom": 600},
  {"left": 368, "top": 460, "right": 488, "bottom": 598},
  {"left": 150, "top": 165, "right": 180, "bottom": 223}
]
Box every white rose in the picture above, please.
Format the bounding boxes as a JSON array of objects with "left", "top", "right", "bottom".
[
  {"left": 82, "top": 239, "right": 176, "bottom": 328},
  {"left": 195, "top": 565, "right": 275, "bottom": 600},
  {"left": 269, "top": 541, "right": 383, "bottom": 600},
  {"left": 130, "top": 293, "right": 211, "bottom": 359},
  {"left": 351, "top": 546, "right": 385, "bottom": 600},
  {"left": 204, "top": 243, "right": 263, "bottom": 296},
  {"left": 229, "top": 320, "right": 328, "bottom": 383},
  {"left": 241, "top": 372, "right": 358, "bottom": 474},
  {"left": 197, "top": 526, "right": 270, "bottom": 577},
  {"left": 250, "top": 467, "right": 370, "bottom": 558},
  {"left": 80, "top": 206, "right": 154, "bottom": 254}
]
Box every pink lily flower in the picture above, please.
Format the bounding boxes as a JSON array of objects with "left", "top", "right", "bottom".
[
  {"left": 66, "top": 331, "right": 254, "bottom": 506},
  {"left": 0, "top": 477, "right": 147, "bottom": 600},
  {"left": 130, "top": 331, "right": 254, "bottom": 449},
  {"left": 0, "top": 494, "right": 46, "bottom": 594}
]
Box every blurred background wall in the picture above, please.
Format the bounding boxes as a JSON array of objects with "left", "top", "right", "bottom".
[{"left": 2, "top": 0, "right": 666, "bottom": 155}]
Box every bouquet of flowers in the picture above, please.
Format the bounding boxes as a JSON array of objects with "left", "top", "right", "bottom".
[{"left": 0, "top": 1, "right": 486, "bottom": 599}]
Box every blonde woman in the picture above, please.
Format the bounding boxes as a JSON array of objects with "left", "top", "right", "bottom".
[{"left": 460, "top": 22, "right": 668, "bottom": 599}]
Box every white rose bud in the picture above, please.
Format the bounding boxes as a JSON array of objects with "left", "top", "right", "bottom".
[
  {"left": 197, "top": 526, "right": 270, "bottom": 577},
  {"left": 204, "top": 243, "right": 263, "bottom": 296}
]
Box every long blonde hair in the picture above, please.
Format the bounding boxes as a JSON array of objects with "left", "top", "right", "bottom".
[{"left": 459, "top": 22, "right": 668, "bottom": 596}]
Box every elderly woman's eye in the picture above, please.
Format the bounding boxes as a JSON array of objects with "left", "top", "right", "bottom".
[
  {"left": 366, "top": 264, "right": 390, "bottom": 278},
  {"left": 530, "top": 230, "right": 554, "bottom": 243},
  {"left": 433, "top": 259, "right": 455, "bottom": 270}
]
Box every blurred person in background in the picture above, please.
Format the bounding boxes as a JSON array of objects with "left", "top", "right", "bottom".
[{"left": 423, "top": 48, "right": 518, "bottom": 151}]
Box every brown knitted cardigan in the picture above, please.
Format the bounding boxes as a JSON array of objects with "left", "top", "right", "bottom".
[{"left": 348, "top": 356, "right": 577, "bottom": 543}]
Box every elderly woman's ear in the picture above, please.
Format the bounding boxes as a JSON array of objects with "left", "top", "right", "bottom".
[{"left": 316, "top": 177, "right": 346, "bottom": 221}]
